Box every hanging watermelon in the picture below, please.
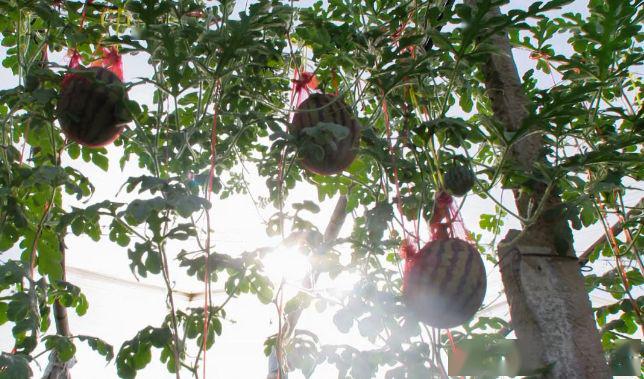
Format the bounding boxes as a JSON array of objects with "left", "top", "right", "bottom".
[
  {"left": 56, "top": 66, "right": 130, "bottom": 147},
  {"left": 443, "top": 163, "right": 475, "bottom": 197},
  {"left": 290, "top": 94, "right": 360, "bottom": 175},
  {"left": 402, "top": 237, "right": 486, "bottom": 328},
  {"left": 401, "top": 191, "right": 486, "bottom": 328}
]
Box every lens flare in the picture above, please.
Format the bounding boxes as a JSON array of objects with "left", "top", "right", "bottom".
[{"left": 263, "top": 246, "right": 310, "bottom": 284}]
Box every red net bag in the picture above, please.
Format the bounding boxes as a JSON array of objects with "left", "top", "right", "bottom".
[
  {"left": 290, "top": 68, "right": 318, "bottom": 110},
  {"left": 90, "top": 46, "right": 124, "bottom": 81},
  {"left": 401, "top": 191, "right": 487, "bottom": 328}
]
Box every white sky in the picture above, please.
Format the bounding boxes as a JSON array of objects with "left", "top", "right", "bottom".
[{"left": 0, "top": 1, "right": 641, "bottom": 378}]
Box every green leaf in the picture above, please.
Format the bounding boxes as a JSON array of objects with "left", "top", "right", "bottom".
[
  {"left": 0, "top": 352, "right": 32, "bottom": 378},
  {"left": 6, "top": 293, "right": 31, "bottom": 321},
  {"left": 365, "top": 202, "right": 393, "bottom": 243},
  {"left": 43, "top": 335, "right": 76, "bottom": 362},
  {"left": 284, "top": 293, "right": 312, "bottom": 314},
  {"left": 116, "top": 326, "right": 172, "bottom": 378},
  {"left": 333, "top": 309, "right": 354, "bottom": 333},
  {"left": 292, "top": 200, "right": 321, "bottom": 214},
  {"left": 128, "top": 242, "right": 162, "bottom": 278},
  {"left": 77, "top": 335, "right": 114, "bottom": 362}
]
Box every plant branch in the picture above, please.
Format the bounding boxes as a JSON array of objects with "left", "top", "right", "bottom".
[{"left": 578, "top": 197, "right": 643, "bottom": 265}]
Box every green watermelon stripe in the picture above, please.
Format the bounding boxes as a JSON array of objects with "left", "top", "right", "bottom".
[
  {"left": 301, "top": 99, "right": 313, "bottom": 129},
  {"left": 331, "top": 96, "right": 346, "bottom": 127},
  {"left": 459, "top": 272, "right": 485, "bottom": 317},
  {"left": 452, "top": 244, "right": 485, "bottom": 310},
  {"left": 81, "top": 84, "right": 103, "bottom": 135},
  {"left": 439, "top": 242, "right": 462, "bottom": 294},
  {"left": 453, "top": 241, "right": 476, "bottom": 295},
  {"left": 458, "top": 261, "right": 485, "bottom": 313},
  {"left": 67, "top": 78, "right": 91, "bottom": 122},
  {"left": 313, "top": 94, "right": 326, "bottom": 125},
  {"left": 426, "top": 239, "right": 447, "bottom": 281}
]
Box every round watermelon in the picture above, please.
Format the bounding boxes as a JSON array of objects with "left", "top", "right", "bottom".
[
  {"left": 25, "top": 69, "right": 40, "bottom": 92},
  {"left": 403, "top": 238, "right": 486, "bottom": 328},
  {"left": 57, "top": 67, "right": 130, "bottom": 148},
  {"left": 444, "top": 164, "right": 475, "bottom": 197},
  {"left": 290, "top": 94, "right": 360, "bottom": 175}
]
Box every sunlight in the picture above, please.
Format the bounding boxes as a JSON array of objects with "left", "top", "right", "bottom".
[
  {"left": 263, "top": 246, "right": 311, "bottom": 284},
  {"left": 327, "top": 270, "right": 361, "bottom": 293}
]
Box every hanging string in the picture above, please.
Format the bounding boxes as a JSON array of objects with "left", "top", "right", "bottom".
[
  {"left": 399, "top": 239, "right": 417, "bottom": 291},
  {"left": 446, "top": 329, "right": 457, "bottom": 353},
  {"left": 67, "top": 0, "right": 123, "bottom": 77},
  {"left": 79, "top": 0, "right": 94, "bottom": 29},
  {"left": 388, "top": 6, "right": 425, "bottom": 295},
  {"left": 273, "top": 31, "right": 305, "bottom": 379},
  {"left": 203, "top": 79, "right": 221, "bottom": 379},
  {"left": 572, "top": 136, "right": 640, "bottom": 324},
  {"left": 382, "top": 95, "right": 411, "bottom": 241},
  {"left": 206, "top": 83, "right": 221, "bottom": 197},
  {"left": 594, "top": 198, "right": 629, "bottom": 287},
  {"left": 446, "top": 328, "right": 465, "bottom": 379},
  {"left": 331, "top": 70, "right": 339, "bottom": 96},
  {"left": 392, "top": 7, "right": 469, "bottom": 369},
  {"left": 64, "top": 0, "right": 91, "bottom": 73}
]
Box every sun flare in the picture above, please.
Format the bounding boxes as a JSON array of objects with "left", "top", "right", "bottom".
[{"left": 262, "top": 246, "right": 311, "bottom": 284}]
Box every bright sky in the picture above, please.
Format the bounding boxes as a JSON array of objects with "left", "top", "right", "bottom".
[{"left": 0, "top": 1, "right": 641, "bottom": 378}]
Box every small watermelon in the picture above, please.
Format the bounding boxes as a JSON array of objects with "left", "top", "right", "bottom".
[
  {"left": 25, "top": 69, "right": 40, "bottom": 92},
  {"left": 444, "top": 164, "right": 475, "bottom": 197},
  {"left": 403, "top": 238, "right": 486, "bottom": 328},
  {"left": 57, "top": 67, "right": 130, "bottom": 148},
  {"left": 290, "top": 94, "right": 360, "bottom": 175}
]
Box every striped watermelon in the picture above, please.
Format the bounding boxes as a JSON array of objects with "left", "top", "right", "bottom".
[
  {"left": 403, "top": 238, "right": 486, "bottom": 328},
  {"left": 57, "top": 67, "right": 130, "bottom": 148},
  {"left": 290, "top": 94, "right": 360, "bottom": 175},
  {"left": 444, "top": 164, "right": 475, "bottom": 197}
]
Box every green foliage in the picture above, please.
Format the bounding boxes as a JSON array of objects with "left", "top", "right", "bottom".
[
  {"left": 77, "top": 335, "right": 114, "bottom": 363},
  {"left": 116, "top": 326, "right": 173, "bottom": 378},
  {"left": 297, "top": 122, "right": 351, "bottom": 163},
  {"left": 43, "top": 335, "right": 76, "bottom": 363},
  {"left": 0, "top": 352, "right": 32, "bottom": 379},
  {"left": 0, "top": 0, "right": 641, "bottom": 377}
]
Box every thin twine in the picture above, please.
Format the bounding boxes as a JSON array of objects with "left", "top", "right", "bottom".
[
  {"left": 203, "top": 80, "right": 221, "bottom": 378},
  {"left": 385, "top": 8, "right": 416, "bottom": 243},
  {"left": 595, "top": 197, "right": 629, "bottom": 288},
  {"left": 446, "top": 329, "right": 465, "bottom": 379},
  {"left": 273, "top": 41, "right": 304, "bottom": 378},
  {"left": 382, "top": 95, "right": 409, "bottom": 240},
  {"left": 391, "top": 11, "right": 467, "bottom": 358},
  {"left": 79, "top": 0, "right": 94, "bottom": 29},
  {"left": 572, "top": 138, "right": 634, "bottom": 304},
  {"left": 66, "top": 0, "right": 101, "bottom": 70},
  {"left": 446, "top": 329, "right": 457, "bottom": 353}
]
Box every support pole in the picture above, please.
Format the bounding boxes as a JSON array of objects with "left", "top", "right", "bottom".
[{"left": 464, "top": 2, "right": 610, "bottom": 377}]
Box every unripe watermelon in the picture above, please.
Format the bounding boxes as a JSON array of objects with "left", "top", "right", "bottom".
[
  {"left": 404, "top": 238, "right": 486, "bottom": 328},
  {"left": 290, "top": 94, "right": 360, "bottom": 175},
  {"left": 57, "top": 67, "right": 130, "bottom": 148},
  {"left": 25, "top": 70, "right": 40, "bottom": 92},
  {"left": 444, "top": 164, "right": 475, "bottom": 197}
]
